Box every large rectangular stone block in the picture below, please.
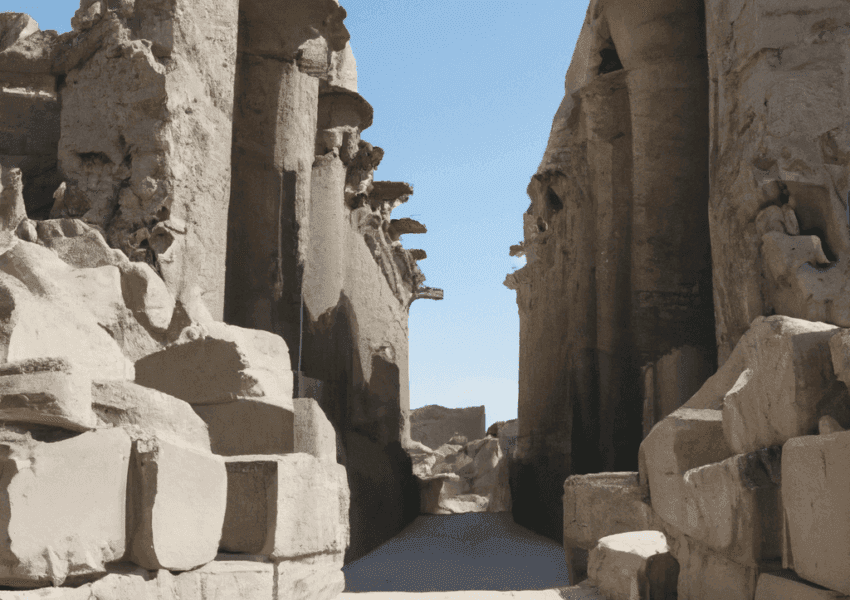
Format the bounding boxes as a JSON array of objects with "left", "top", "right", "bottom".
[
  {"left": 128, "top": 437, "right": 227, "bottom": 571},
  {"left": 673, "top": 535, "right": 762, "bottom": 600},
  {"left": 640, "top": 408, "right": 733, "bottom": 532},
  {"left": 410, "top": 404, "right": 485, "bottom": 450},
  {"left": 221, "top": 453, "right": 349, "bottom": 559},
  {"left": 294, "top": 396, "right": 336, "bottom": 461},
  {"left": 588, "top": 531, "right": 678, "bottom": 600},
  {"left": 681, "top": 447, "right": 782, "bottom": 565},
  {"left": 783, "top": 431, "right": 850, "bottom": 594},
  {"left": 0, "top": 428, "right": 130, "bottom": 588},
  {"left": 0, "top": 356, "right": 96, "bottom": 431},
  {"left": 274, "top": 553, "right": 345, "bottom": 600},
  {"left": 193, "top": 396, "right": 293, "bottom": 456}
]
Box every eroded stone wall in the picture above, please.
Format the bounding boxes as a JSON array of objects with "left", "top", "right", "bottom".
[{"left": 506, "top": 0, "right": 716, "bottom": 542}]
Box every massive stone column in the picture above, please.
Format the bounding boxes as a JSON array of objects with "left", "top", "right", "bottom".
[
  {"left": 706, "top": 0, "right": 850, "bottom": 364},
  {"left": 54, "top": 0, "right": 239, "bottom": 319},
  {"left": 506, "top": 0, "right": 715, "bottom": 542}
]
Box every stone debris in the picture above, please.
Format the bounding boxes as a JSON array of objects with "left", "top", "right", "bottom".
[
  {"left": 587, "top": 531, "right": 678, "bottom": 600},
  {"left": 128, "top": 437, "right": 227, "bottom": 571}
]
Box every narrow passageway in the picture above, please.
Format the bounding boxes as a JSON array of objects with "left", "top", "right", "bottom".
[{"left": 339, "top": 513, "right": 608, "bottom": 598}]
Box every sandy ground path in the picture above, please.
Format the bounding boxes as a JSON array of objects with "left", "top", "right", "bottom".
[{"left": 340, "top": 513, "right": 608, "bottom": 599}]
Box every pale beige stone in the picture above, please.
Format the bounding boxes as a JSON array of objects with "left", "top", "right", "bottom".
[
  {"left": 128, "top": 437, "right": 227, "bottom": 571},
  {"left": 721, "top": 316, "right": 845, "bottom": 454},
  {"left": 782, "top": 431, "right": 850, "bottom": 594},
  {"left": 294, "top": 396, "right": 336, "bottom": 461},
  {"left": 410, "top": 404, "right": 486, "bottom": 450},
  {"left": 135, "top": 323, "right": 293, "bottom": 405},
  {"left": 221, "top": 453, "right": 348, "bottom": 559},
  {"left": 640, "top": 408, "right": 733, "bottom": 532},
  {"left": 34, "top": 218, "right": 128, "bottom": 269},
  {"left": 588, "top": 531, "right": 678, "bottom": 600},
  {"left": 673, "top": 534, "right": 760, "bottom": 600},
  {"left": 274, "top": 553, "right": 345, "bottom": 600},
  {"left": 192, "top": 396, "right": 294, "bottom": 456},
  {"left": 0, "top": 428, "right": 130, "bottom": 587},
  {"left": 0, "top": 356, "right": 96, "bottom": 431},
  {"left": 829, "top": 328, "right": 850, "bottom": 389},
  {"left": 756, "top": 570, "right": 850, "bottom": 600},
  {"left": 681, "top": 447, "right": 782, "bottom": 565},
  {"left": 820, "top": 415, "right": 845, "bottom": 435},
  {"left": 91, "top": 380, "right": 210, "bottom": 453},
  {"left": 118, "top": 262, "right": 176, "bottom": 333}
]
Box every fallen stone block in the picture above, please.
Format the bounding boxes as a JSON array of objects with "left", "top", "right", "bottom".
[
  {"left": 135, "top": 322, "right": 293, "bottom": 405},
  {"left": 640, "top": 408, "right": 733, "bottom": 532},
  {"left": 221, "top": 453, "right": 349, "bottom": 559},
  {"left": 0, "top": 428, "right": 130, "bottom": 587},
  {"left": 563, "top": 472, "right": 661, "bottom": 583},
  {"left": 118, "top": 262, "right": 176, "bottom": 333},
  {"left": 673, "top": 534, "right": 763, "bottom": 600},
  {"left": 294, "top": 396, "right": 336, "bottom": 461},
  {"left": 128, "top": 437, "right": 227, "bottom": 571},
  {"left": 756, "top": 570, "right": 850, "bottom": 600},
  {"left": 783, "top": 430, "right": 850, "bottom": 594},
  {"left": 34, "top": 218, "right": 128, "bottom": 269},
  {"left": 192, "top": 396, "right": 293, "bottom": 456},
  {"left": 0, "top": 356, "right": 96, "bottom": 431},
  {"left": 91, "top": 379, "right": 211, "bottom": 453},
  {"left": 410, "top": 404, "right": 485, "bottom": 450},
  {"left": 681, "top": 446, "right": 782, "bottom": 565},
  {"left": 588, "top": 531, "right": 678, "bottom": 600},
  {"left": 274, "top": 553, "right": 345, "bottom": 600},
  {"left": 722, "top": 316, "right": 846, "bottom": 454}
]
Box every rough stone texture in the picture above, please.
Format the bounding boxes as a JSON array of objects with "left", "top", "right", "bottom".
[
  {"left": 53, "top": 0, "right": 239, "bottom": 321},
  {"left": 0, "top": 240, "right": 163, "bottom": 379},
  {"left": 681, "top": 447, "right": 782, "bottom": 565},
  {"left": 128, "top": 437, "right": 226, "bottom": 572},
  {"left": 720, "top": 316, "right": 847, "bottom": 454},
  {"left": 563, "top": 472, "right": 662, "bottom": 583},
  {"left": 0, "top": 560, "right": 275, "bottom": 599},
  {"left": 414, "top": 436, "right": 511, "bottom": 515},
  {"left": 33, "top": 218, "right": 128, "bottom": 269},
  {"left": 588, "top": 531, "right": 678, "bottom": 600},
  {"left": 756, "top": 570, "right": 850, "bottom": 600},
  {"left": 0, "top": 428, "right": 130, "bottom": 588},
  {"left": 91, "top": 380, "right": 211, "bottom": 453},
  {"left": 192, "top": 397, "right": 294, "bottom": 456},
  {"left": 135, "top": 322, "right": 293, "bottom": 405},
  {"left": 220, "top": 453, "right": 349, "bottom": 560},
  {"left": 0, "top": 356, "right": 96, "bottom": 431},
  {"left": 274, "top": 553, "right": 345, "bottom": 600},
  {"left": 672, "top": 534, "right": 764, "bottom": 600},
  {"left": 410, "top": 404, "right": 486, "bottom": 450},
  {"left": 783, "top": 430, "right": 850, "bottom": 595},
  {"left": 639, "top": 408, "right": 733, "bottom": 534},
  {"left": 294, "top": 396, "right": 337, "bottom": 461},
  {"left": 706, "top": 0, "right": 850, "bottom": 365},
  {"left": 506, "top": 0, "right": 716, "bottom": 542}
]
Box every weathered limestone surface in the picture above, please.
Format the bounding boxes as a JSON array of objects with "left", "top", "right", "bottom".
[
  {"left": 410, "top": 404, "right": 486, "bottom": 450},
  {"left": 506, "top": 0, "right": 716, "bottom": 542},
  {"left": 756, "top": 570, "right": 850, "bottom": 600},
  {"left": 274, "top": 553, "right": 346, "bottom": 600},
  {"left": 706, "top": 0, "right": 850, "bottom": 365},
  {"left": 294, "top": 396, "right": 337, "bottom": 461},
  {"left": 128, "top": 437, "right": 227, "bottom": 571},
  {"left": 0, "top": 428, "right": 131, "bottom": 588},
  {"left": 220, "top": 453, "right": 349, "bottom": 559},
  {"left": 587, "top": 531, "right": 678, "bottom": 600},
  {"left": 54, "top": 0, "right": 239, "bottom": 320},
  {"left": 672, "top": 534, "right": 764, "bottom": 600},
  {"left": 783, "top": 430, "right": 850, "bottom": 594}
]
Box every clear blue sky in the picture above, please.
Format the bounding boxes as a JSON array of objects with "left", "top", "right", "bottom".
[{"left": 10, "top": 0, "right": 586, "bottom": 429}]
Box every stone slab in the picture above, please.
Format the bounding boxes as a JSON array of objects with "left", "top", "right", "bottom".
[
  {"left": 128, "top": 437, "right": 227, "bottom": 571},
  {"left": 588, "top": 531, "right": 678, "bottom": 600},
  {"left": 91, "top": 379, "right": 211, "bottom": 453},
  {"left": 221, "top": 453, "right": 349, "bottom": 559},
  {"left": 0, "top": 428, "right": 130, "bottom": 588},
  {"left": 410, "top": 404, "right": 485, "bottom": 450},
  {"left": 0, "top": 356, "right": 96, "bottom": 431},
  {"left": 274, "top": 553, "right": 345, "bottom": 600},
  {"left": 782, "top": 431, "right": 850, "bottom": 594},
  {"left": 192, "top": 396, "right": 293, "bottom": 456}
]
